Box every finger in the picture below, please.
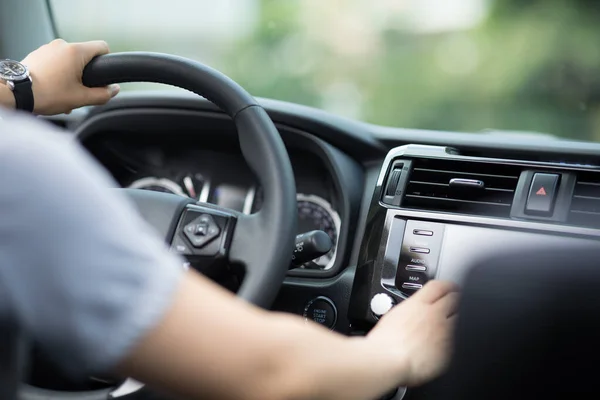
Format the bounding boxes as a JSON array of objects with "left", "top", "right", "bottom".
[
  {"left": 414, "top": 280, "right": 459, "bottom": 304},
  {"left": 84, "top": 84, "right": 120, "bottom": 106},
  {"left": 434, "top": 292, "right": 460, "bottom": 317},
  {"left": 75, "top": 40, "right": 110, "bottom": 63}
]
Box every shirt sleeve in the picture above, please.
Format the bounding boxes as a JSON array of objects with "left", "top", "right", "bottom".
[{"left": 0, "top": 112, "right": 185, "bottom": 376}]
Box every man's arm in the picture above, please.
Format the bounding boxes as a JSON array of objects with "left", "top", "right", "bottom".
[
  {"left": 119, "top": 272, "right": 457, "bottom": 400},
  {"left": 0, "top": 115, "right": 457, "bottom": 400},
  {"left": 1, "top": 39, "right": 119, "bottom": 114}
]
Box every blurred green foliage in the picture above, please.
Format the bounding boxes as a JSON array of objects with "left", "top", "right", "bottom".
[{"left": 219, "top": 0, "right": 600, "bottom": 141}]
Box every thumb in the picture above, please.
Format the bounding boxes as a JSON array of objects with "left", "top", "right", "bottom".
[{"left": 84, "top": 84, "right": 120, "bottom": 106}]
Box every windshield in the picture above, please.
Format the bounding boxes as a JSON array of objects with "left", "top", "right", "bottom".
[{"left": 50, "top": 0, "right": 600, "bottom": 141}]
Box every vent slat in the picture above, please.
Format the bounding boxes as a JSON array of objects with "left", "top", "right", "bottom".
[
  {"left": 405, "top": 195, "right": 512, "bottom": 208},
  {"left": 577, "top": 181, "right": 600, "bottom": 187},
  {"left": 569, "top": 170, "right": 600, "bottom": 228},
  {"left": 414, "top": 168, "right": 519, "bottom": 180},
  {"left": 573, "top": 195, "right": 600, "bottom": 201},
  {"left": 409, "top": 180, "right": 514, "bottom": 193},
  {"left": 402, "top": 158, "right": 521, "bottom": 218}
]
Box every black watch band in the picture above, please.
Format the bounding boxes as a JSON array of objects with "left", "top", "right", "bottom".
[{"left": 12, "top": 79, "right": 34, "bottom": 113}]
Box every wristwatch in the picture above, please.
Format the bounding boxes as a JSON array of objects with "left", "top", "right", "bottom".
[{"left": 0, "top": 59, "right": 34, "bottom": 112}]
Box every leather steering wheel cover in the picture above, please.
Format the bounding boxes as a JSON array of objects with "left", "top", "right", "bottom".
[
  {"left": 82, "top": 52, "right": 258, "bottom": 118},
  {"left": 80, "top": 52, "right": 297, "bottom": 307},
  {"left": 232, "top": 106, "right": 297, "bottom": 306}
]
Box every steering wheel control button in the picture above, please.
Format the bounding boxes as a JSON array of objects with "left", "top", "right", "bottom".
[
  {"left": 525, "top": 173, "right": 560, "bottom": 216},
  {"left": 303, "top": 297, "right": 337, "bottom": 330},
  {"left": 409, "top": 246, "right": 430, "bottom": 254},
  {"left": 171, "top": 235, "right": 193, "bottom": 256},
  {"left": 195, "top": 223, "right": 208, "bottom": 236},
  {"left": 413, "top": 229, "right": 434, "bottom": 236},
  {"left": 183, "top": 214, "right": 221, "bottom": 248},
  {"left": 370, "top": 293, "right": 395, "bottom": 317}
]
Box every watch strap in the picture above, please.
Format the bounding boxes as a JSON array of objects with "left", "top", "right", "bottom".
[{"left": 12, "top": 79, "right": 34, "bottom": 113}]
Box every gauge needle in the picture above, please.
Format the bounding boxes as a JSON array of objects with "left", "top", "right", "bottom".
[{"left": 183, "top": 176, "right": 197, "bottom": 199}]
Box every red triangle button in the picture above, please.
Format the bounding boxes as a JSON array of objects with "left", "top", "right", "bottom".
[{"left": 536, "top": 187, "right": 547, "bottom": 196}]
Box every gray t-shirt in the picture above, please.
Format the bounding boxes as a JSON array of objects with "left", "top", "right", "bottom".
[{"left": 0, "top": 111, "right": 184, "bottom": 379}]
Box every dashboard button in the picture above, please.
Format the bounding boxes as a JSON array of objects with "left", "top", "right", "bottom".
[
  {"left": 525, "top": 173, "right": 560, "bottom": 216},
  {"left": 183, "top": 214, "right": 221, "bottom": 248},
  {"left": 404, "top": 271, "right": 428, "bottom": 286},
  {"left": 171, "top": 235, "right": 193, "bottom": 256},
  {"left": 402, "top": 282, "right": 424, "bottom": 290},
  {"left": 195, "top": 223, "right": 208, "bottom": 236},
  {"left": 304, "top": 297, "right": 337, "bottom": 329},
  {"left": 413, "top": 229, "right": 433, "bottom": 236},
  {"left": 370, "top": 293, "right": 395, "bottom": 317},
  {"left": 406, "top": 264, "right": 427, "bottom": 272},
  {"left": 409, "top": 247, "right": 430, "bottom": 254}
]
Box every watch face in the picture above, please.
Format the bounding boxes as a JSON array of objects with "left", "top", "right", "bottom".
[{"left": 0, "top": 60, "right": 28, "bottom": 80}]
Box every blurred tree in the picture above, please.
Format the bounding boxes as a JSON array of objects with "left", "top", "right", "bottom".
[{"left": 220, "top": 0, "right": 600, "bottom": 141}]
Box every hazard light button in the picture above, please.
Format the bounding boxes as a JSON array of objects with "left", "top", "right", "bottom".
[{"left": 525, "top": 173, "right": 560, "bottom": 216}]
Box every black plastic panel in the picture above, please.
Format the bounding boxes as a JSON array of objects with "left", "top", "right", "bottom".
[{"left": 76, "top": 108, "right": 364, "bottom": 279}]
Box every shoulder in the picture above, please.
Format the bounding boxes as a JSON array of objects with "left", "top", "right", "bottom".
[
  {"left": 0, "top": 111, "right": 74, "bottom": 158},
  {"left": 0, "top": 110, "right": 116, "bottom": 190}
]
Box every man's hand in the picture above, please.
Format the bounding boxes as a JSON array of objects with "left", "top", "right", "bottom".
[
  {"left": 367, "top": 281, "right": 459, "bottom": 387},
  {"left": 21, "top": 39, "right": 119, "bottom": 115}
]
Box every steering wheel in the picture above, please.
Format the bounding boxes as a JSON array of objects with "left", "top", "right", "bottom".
[{"left": 18, "top": 52, "right": 298, "bottom": 400}]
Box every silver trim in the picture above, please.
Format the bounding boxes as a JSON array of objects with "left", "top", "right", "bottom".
[
  {"left": 183, "top": 175, "right": 197, "bottom": 198},
  {"left": 376, "top": 143, "right": 600, "bottom": 189},
  {"left": 449, "top": 178, "right": 485, "bottom": 188},
  {"left": 406, "top": 265, "right": 427, "bottom": 272},
  {"left": 401, "top": 282, "right": 423, "bottom": 290},
  {"left": 128, "top": 177, "right": 186, "bottom": 197},
  {"left": 199, "top": 179, "right": 211, "bottom": 203},
  {"left": 297, "top": 193, "right": 342, "bottom": 270},
  {"left": 413, "top": 229, "right": 433, "bottom": 236},
  {"left": 243, "top": 186, "right": 256, "bottom": 215},
  {"left": 409, "top": 247, "right": 430, "bottom": 254},
  {"left": 110, "top": 378, "right": 144, "bottom": 398},
  {"left": 390, "top": 208, "right": 600, "bottom": 238},
  {"left": 379, "top": 217, "right": 445, "bottom": 299}
]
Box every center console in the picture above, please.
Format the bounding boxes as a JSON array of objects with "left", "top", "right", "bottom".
[{"left": 349, "top": 144, "right": 600, "bottom": 324}]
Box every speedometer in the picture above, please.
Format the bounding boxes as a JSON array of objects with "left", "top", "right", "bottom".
[
  {"left": 296, "top": 194, "right": 341, "bottom": 270},
  {"left": 249, "top": 190, "right": 341, "bottom": 270},
  {"left": 128, "top": 177, "right": 187, "bottom": 196}
]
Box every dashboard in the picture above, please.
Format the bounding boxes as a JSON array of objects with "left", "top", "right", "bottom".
[
  {"left": 41, "top": 92, "right": 600, "bottom": 399},
  {"left": 62, "top": 92, "right": 600, "bottom": 322},
  {"left": 87, "top": 133, "right": 342, "bottom": 270}
]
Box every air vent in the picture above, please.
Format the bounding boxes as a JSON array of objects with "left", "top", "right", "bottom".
[
  {"left": 385, "top": 168, "right": 403, "bottom": 196},
  {"left": 403, "top": 158, "right": 521, "bottom": 217},
  {"left": 569, "top": 171, "right": 600, "bottom": 228}
]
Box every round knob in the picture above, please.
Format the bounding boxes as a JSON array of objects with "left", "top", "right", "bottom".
[{"left": 370, "top": 293, "right": 395, "bottom": 317}]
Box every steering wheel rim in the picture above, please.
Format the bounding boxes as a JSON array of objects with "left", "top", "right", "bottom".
[{"left": 19, "top": 52, "right": 297, "bottom": 400}]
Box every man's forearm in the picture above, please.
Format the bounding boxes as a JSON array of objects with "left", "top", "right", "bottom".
[
  {"left": 118, "top": 271, "right": 405, "bottom": 400},
  {"left": 0, "top": 84, "right": 16, "bottom": 109},
  {"left": 264, "top": 314, "right": 406, "bottom": 400}
]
